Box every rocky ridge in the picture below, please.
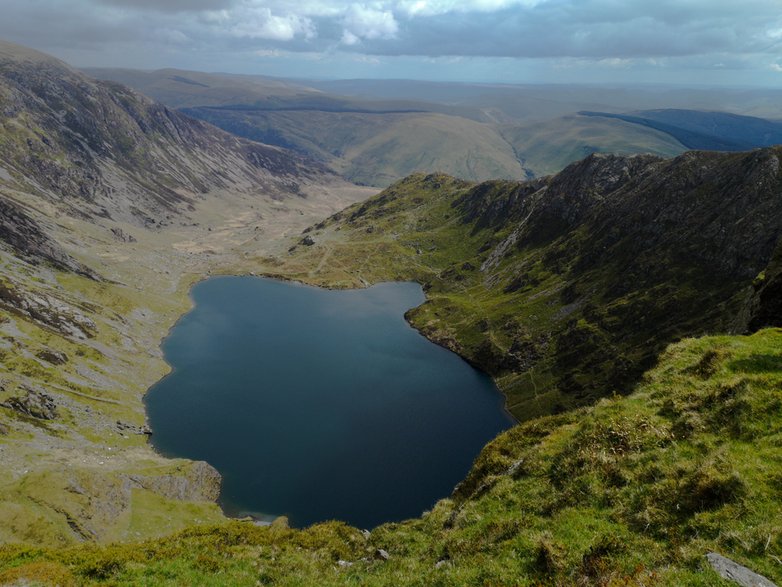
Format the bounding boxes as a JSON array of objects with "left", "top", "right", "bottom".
[{"left": 278, "top": 148, "right": 782, "bottom": 418}]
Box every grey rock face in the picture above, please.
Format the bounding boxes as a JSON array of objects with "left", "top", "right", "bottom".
[
  {"left": 706, "top": 553, "right": 778, "bottom": 587},
  {"left": 2, "top": 388, "right": 58, "bottom": 420}
]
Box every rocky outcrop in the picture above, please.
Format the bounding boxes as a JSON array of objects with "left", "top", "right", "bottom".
[
  {"left": 0, "top": 279, "right": 96, "bottom": 340},
  {"left": 2, "top": 388, "right": 58, "bottom": 420},
  {"left": 129, "top": 461, "right": 222, "bottom": 503},
  {"left": 706, "top": 553, "right": 778, "bottom": 587},
  {"left": 0, "top": 196, "right": 96, "bottom": 277},
  {"left": 749, "top": 239, "right": 782, "bottom": 330}
]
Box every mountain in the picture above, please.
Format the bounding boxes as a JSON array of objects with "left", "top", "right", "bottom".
[
  {"left": 86, "top": 68, "right": 714, "bottom": 187},
  {"left": 500, "top": 113, "right": 686, "bottom": 176},
  {"left": 0, "top": 40, "right": 372, "bottom": 545},
  {"left": 81, "top": 67, "right": 315, "bottom": 109},
  {"left": 272, "top": 148, "right": 782, "bottom": 420},
  {"left": 184, "top": 106, "right": 529, "bottom": 186},
  {"left": 4, "top": 152, "right": 782, "bottom": 583},
  {"left": 581, "top": 109, "right": 782, "bottom": 151}
]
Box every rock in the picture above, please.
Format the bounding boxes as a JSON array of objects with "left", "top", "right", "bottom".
[
  {"left": 0, "top": 281, "right": 96, "bottom": 340},
  {"left": 375, "top": 549, "right": 390, "bottom": 561},
  {"left": 361, "top": 529, "right": 371, "bottom": 540},
  {"left": 0, "top": 421, "right": 8, "bottom": 435},
  {"left": 706, "top": 553, "right": 778, "bottom": 587},
  {"left": 300, "top": 235, "right": 316, "bottom": 246},
  {"left": 110, "top": 227, "right": 137, "bottom": 243},
  {"left": 435, "top": 560, "right": 449, "bottom": 569},
  {"left": 2, "top": 389, "right": 58, "bottom": 420},
  {"left": 36, "top": 349, "right": 68, "bottom": 365},
  {"left": 337, "top": 560, "right": 353, "bottom": 568},
  {"left": 129, "top": 460, "right": 222, "bottom": 502},
  {"left": 116, "top": 420, "right": 152, "bottom": 435}
]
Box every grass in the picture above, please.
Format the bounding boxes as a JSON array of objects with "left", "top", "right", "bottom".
[
  {"left": 184, "top": 108, "right": 528, "bottom": 187},
  {"left": 501, "top": 114, "right": 686, "bottom": 176},
  {"left": 263, "top": 166, "right": 771, "bottom": 422},
  {"left": 2, "top": 328, "right": 779, "bottom": 585}
]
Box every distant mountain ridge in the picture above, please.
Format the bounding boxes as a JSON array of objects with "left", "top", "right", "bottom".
[{"left": 580, "top": 109, "right": 782, "bottom": 151}]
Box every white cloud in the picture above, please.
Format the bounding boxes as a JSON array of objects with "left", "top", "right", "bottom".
[
  {"left": 342, "top": 5, "right": 399, "bottom": 43},
  {"left": 228, "top": 7, "right": 315, "bottom": 41},
  {"left": 341, "top": 30, "right": 361, "bottom": 45},
  {"left": 397, "top": 0, "right": 544, "bottom": 17}
]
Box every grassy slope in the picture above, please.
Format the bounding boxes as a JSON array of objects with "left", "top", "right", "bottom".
[
  {"left": 181, "top": 108, "right": 527, "bottom": 187},
  {"left": 260, "top": 153, "right": 780, "bottom": 421},
  {"left": 502, "top": 115, "right": 687, "bottom": 176},
  {"left": 2, "top": 328, "right": 779, "bottom": 585}
]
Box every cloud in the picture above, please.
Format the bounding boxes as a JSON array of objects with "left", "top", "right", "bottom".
[
  {"left": 228, "top": 7, "right": 315, "bottom": 41},
  {"left": 342, "top": 5, "right": 399, "bottom": 44},
  {"left": 96, "top": 0, "right": 236, "bottom": 12},
  {"left": 1, "top": 0, "right": 781, "bottom": 85}
]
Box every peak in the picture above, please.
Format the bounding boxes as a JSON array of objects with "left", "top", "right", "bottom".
[{"left": 0, "top": 39, "right": 67, "bottom": 67}]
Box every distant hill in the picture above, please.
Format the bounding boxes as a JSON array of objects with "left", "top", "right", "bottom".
[
  {"left": 501, "top": 114, "right": 686, "bottom": 176},
  {"left": 183, "top": 106, "right": 529, "bottom": 186},
  {"left": 580, "top": 109, "right": 782, "bottom": 151},
  {"left": 81, "top": 67, "right": 315, "bottom": 109},
  {"left": 87, "top": 68, "right": 713, "bottom": 187}
]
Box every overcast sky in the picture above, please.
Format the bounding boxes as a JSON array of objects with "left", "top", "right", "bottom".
[{"left": 2, "top": 0, "right": 782, "bottom": 85}]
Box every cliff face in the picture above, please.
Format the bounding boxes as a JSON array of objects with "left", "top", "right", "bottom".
[{"left": 280, "top": 147, "right": 782, "bottom": 418}]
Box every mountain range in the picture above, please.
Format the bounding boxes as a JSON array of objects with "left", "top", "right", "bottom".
[{"left": 0, "top": 39, "right": 780, "bottom": 586}]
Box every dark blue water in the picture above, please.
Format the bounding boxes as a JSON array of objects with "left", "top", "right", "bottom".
[{"left": 145, "top": 277, "right": 513, "bottom": 529}]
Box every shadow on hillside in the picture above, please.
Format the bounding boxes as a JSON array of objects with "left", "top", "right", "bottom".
[{"left": 729, "top": 354, "right": 782, "bottom": 373}]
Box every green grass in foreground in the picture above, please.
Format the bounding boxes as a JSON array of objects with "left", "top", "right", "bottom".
[{"left": 1, "top": 328, "right": 780, "bottom": 585}]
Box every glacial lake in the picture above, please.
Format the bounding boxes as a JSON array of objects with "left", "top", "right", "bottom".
[{"left": 145, "top": 276, "right": 514, "bottom": 529}]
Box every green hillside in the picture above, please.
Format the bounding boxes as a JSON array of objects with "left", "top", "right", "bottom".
[
  {"left": 182, "top": 107, "right": 528, "bottom": 187},
  {"left": 2, "top": 328, "right": 780, "bottom": 585},
  {"left": 502, "top": 114, "right": 687, "bottom": 176},
  {"left": 268, "top": 149, "right": 782, "bottom": 420}
]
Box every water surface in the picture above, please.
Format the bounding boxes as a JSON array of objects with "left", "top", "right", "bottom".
[{"left": 146, "top": 276, "right": 513, "bottom": 528}]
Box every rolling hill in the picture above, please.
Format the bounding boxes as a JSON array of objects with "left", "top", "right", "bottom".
[
  {"left": 87, "top": 68, "right": 730, "bottom": 187},
  {"left": 581, "top": 109, "right": 782, "bottom": 151}
]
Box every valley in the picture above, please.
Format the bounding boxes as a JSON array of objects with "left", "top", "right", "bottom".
[
  {"left": 0, "top": 40, "right": 373, "bottom": 545},
  {"left": 0, "top": 27, "right": 780, "bottom": 587},
  {"left": 87, "top": 68, "right": 782, "bottom": 189}
]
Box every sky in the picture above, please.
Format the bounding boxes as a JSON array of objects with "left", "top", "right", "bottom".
[{"left": 2, "top": 0, "right": 782, "bottom": 86}]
